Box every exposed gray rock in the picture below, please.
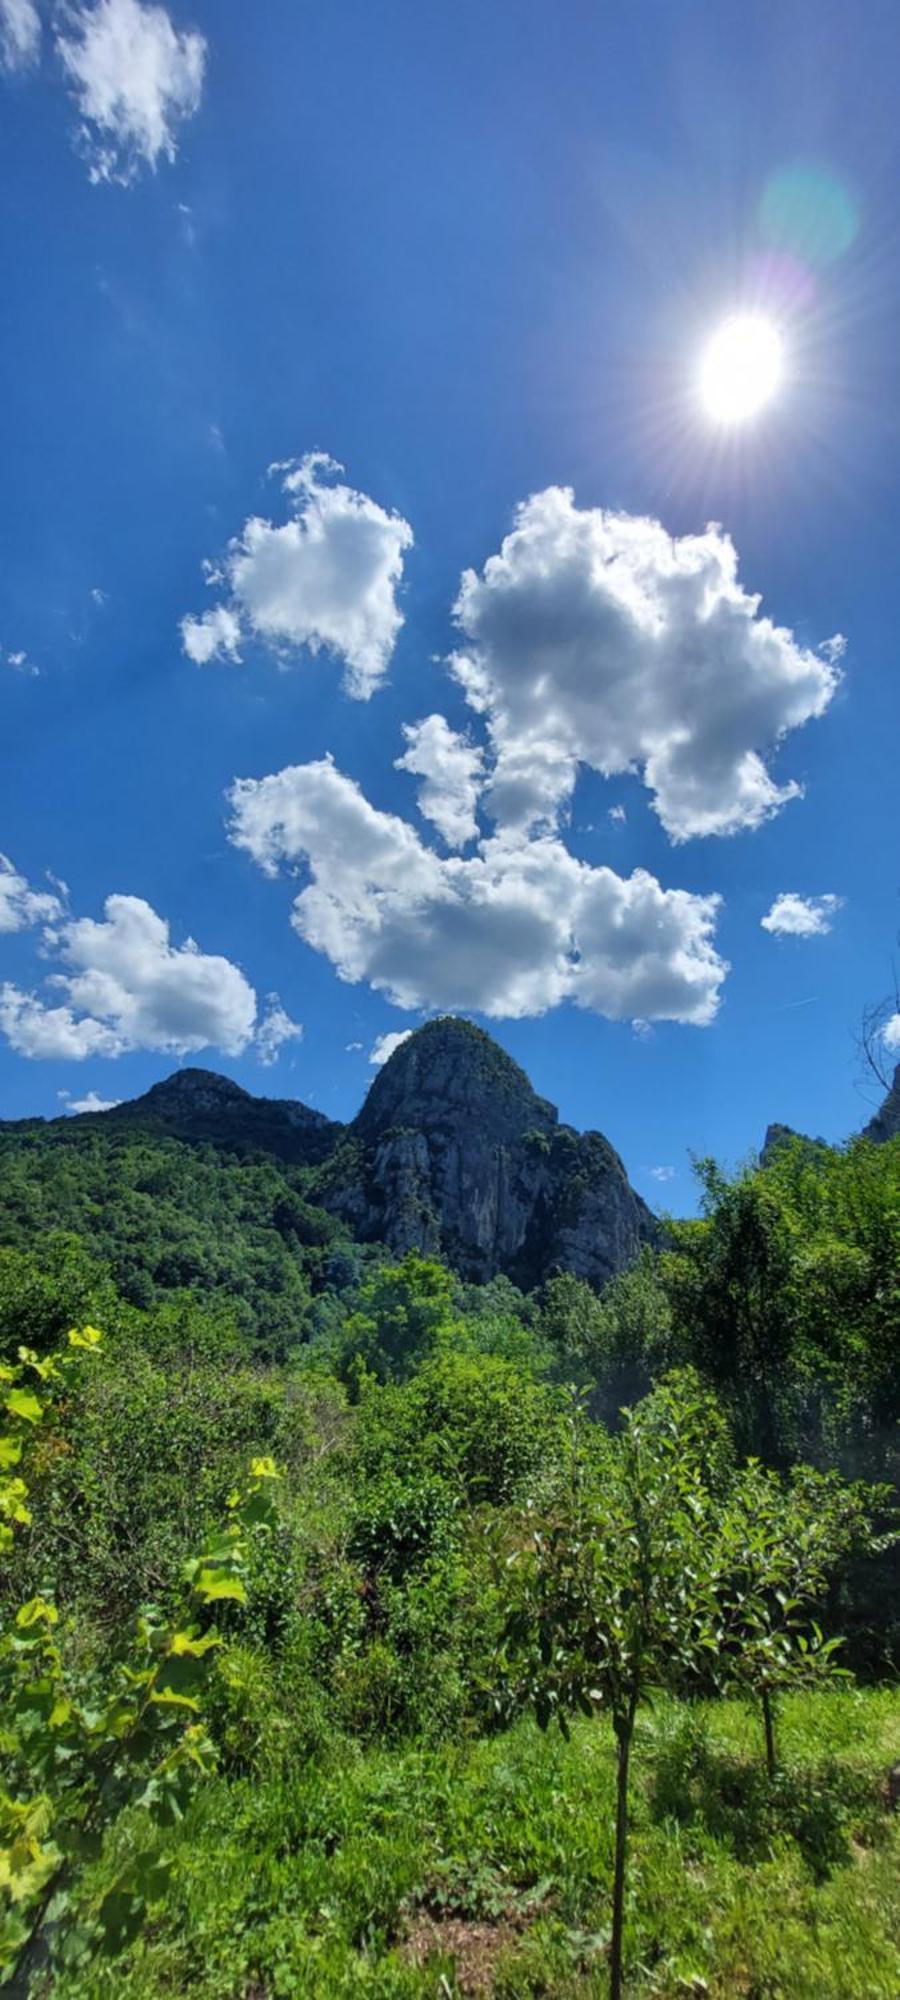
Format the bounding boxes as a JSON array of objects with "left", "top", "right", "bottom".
[{"left": 322, "top": 1018, "right": 655, "bottom": 1287}]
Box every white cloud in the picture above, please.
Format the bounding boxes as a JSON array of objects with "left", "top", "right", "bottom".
[
  {"left": 60, "top": 1088, "right": 122, "bottom": 1113},
  {"left": 369, "top": 1029, "right": 413, "bottom": 1067},
  {"left": 649, "top": 1165, "right": 675, "bottom": 1182},
  {"left": 345, "top": 1040, "right": 363, "bottom": 1052},
  {"left": 0, "top": 855, "right": 62, "bottom": 933},
  {"left": 1, "top": 894, "right": 257, "bottom": 1060},
  {"left": 218, "top": 488, "right": 848, "bottom": 1034},
  {"left": 450, "top": 487, "right": 841, "bottom": 843},
  {"left": 0, "top": 989, "right": 125, "bottom": 1059},
  {"left": 255, "top": 995, "right": 303, "bottom": 1066},
  {"left": 6, "top": 650, "right": 39, "bottom": 676},
  {"left": 761, "top": 892, "right": 843, "bottom": 938},
  {"left": 0, "top": 0, "right": 40, "bottom": 71},
  {"left": 394, "top": 713, "right": 484, "bottom": 847},
  {"left": 881, "top": 1013, "right": 900, "bottom": 1052},
  {"left": 56, "top": 0, "right": 206, "bottom": 186},
  {"left": 227, "top": 756, "right": 727, "bottom": 1027},
  {"left": 182, "top": 453, "right": 414, "bottom": 699},
  {"left": 180, "top": 603, "right": 242, "bottom": 666}
]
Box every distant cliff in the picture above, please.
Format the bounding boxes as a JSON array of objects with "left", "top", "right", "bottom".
[
  {"left": 324, "top": 1017, "right": 656, "bottom": 1287},
  {"left": 760, "top": 1060, "right": 900, "bottom": 1161}
]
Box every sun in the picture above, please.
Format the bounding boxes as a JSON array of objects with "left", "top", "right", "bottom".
[{"left": 699, "top": 313, "right": 784, "bottom": 425}]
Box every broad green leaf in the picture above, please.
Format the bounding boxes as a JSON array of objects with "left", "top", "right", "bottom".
[
  {"left": 67, "top": 1325, "right": 103, "bottom": 1350},
  {"left": 16, "top": 1597, "right": 58, "bottom": 1630},
  {"left": 4, "top": 1388, "right": 42, "bottom": 1425},
  {"left": 168, "top": 1630, "right": 221, "bottom": 1658},
  {"left": 192, "top": 1567, "right": 247, "bottom": 1604}
]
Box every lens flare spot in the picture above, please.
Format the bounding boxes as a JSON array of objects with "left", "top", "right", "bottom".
[
  {"left": 760, "top": 164, "right": 859, "bottom": 267},
  {"left": 699, "top": 313, "right": 784, "bottom": 425}
]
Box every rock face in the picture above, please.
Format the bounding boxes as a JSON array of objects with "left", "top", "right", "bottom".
[
  {"left": 760, "top": 1122, "right": 827, "bottom": 1166},
  {"left": 322, "top": 1018, "right": 656, "bottom": 1287},
  {"left": 761, "top": 1064, "right": 900, "bottom": 1155},
  {"left": 863, "top": 1063, "right": 900, "bottom": 1144}
]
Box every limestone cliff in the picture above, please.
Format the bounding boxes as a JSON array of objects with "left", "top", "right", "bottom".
[{"left": 320, "top": 1018, "right": 655, "bottom": 1287}]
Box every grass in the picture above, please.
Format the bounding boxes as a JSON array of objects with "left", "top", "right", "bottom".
[{"left": 47, "top": 1685, "right": 900, "bottom": 1999}]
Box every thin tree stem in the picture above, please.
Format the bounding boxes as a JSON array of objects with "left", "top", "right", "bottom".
[
  {"left": 610, "top": 1689, "right": 638, "bottom": 2000},
  {"left": 762, "top": 1686, "right": 777, "bottom": 1779}
]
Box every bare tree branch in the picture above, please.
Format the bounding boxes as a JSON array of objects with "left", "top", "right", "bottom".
[{"left": 857, "top": 935, "right": 900, "bottom": 1098}]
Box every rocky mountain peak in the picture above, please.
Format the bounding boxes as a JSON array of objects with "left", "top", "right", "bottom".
[
  {"left": 335, "top": 1015, "right": 654, "bottom": 1287},
  {"left": 354, "top": 1017, "right": 557, "bottom": 1144}
]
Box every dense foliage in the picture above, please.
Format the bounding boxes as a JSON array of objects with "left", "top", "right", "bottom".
[
  {"left": 0, "top": 1120, "right": 897, "bottom": 1994},
  {"left": 0, "top": 1127, "right": 360, "bottom": 1356}
]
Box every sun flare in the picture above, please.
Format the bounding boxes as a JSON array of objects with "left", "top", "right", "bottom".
[{"left": 699, "top": 312, "right": 784, "bottom": 425}]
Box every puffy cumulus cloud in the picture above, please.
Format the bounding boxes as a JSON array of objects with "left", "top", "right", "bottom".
[
  {"left": 0, "top": 989, "right": 124, "bottom": 1059},
  {"left": 0, "top": 895, "right": 258, "bottom": 1060},
  {"left": 394, "top": 714, "right": 484, "bottom": 848},
  {"left": 0, "top": 0, "right": 40, "bottom": 72},
  {"left": 57, "top": 896, "right": 257, "bottom": 1052},
  {"left": 761, "top": 892, "right": 843, "bottom": 938},
  {"left": 255, "top": 996, "right": 303, "bottom": 1066},
  {"left": 880, "top": 1013, "right": 900, "bottom": 1052},
  {"left": 227, "top": 757, "right": 727, "bottom": 1026},
  {"left": 0, "top": 854, "right": 62, "bottom": 933},
  {"left": 182, "top": 454, "right": 414, "bottom": 699},
  {"left": 180, "top": 603, "right": 242, "bottom": 666},
  {"left": 450, "top": 486, "right": 841, "bottom": 843},
  {"left": 56, "top": 0, "right": 206, "bottom": 186},
  {"left": 369, "top": 1029, "right": 413, "bottom": 1067}
]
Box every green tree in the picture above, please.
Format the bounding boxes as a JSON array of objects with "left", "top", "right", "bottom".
[
  {"left": 503, "top": 1371, "right": 730, "bottom": 2000},
  {"left": 713, "top": 1458, "right": 886, "bottom": 1777},
  {"left": 538, "top": 1252, "right": 672, "bottom": 1418},
  {"left": 663, "top": 1139, "right": 900, "bottom": 1475},
  {"left": 664, "top": 1164, "right": 797, "bottom": 1460},
  {"left": 337, "top": 1253, "right": 459, "bottom": 1383}
]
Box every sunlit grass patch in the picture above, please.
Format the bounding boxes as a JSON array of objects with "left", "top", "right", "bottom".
[{"left": 45, "top": 1684, "right": 900, "bottom": 1999}]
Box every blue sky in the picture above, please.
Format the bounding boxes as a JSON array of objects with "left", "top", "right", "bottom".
[{"left": 1, "top": 0, "right": 899, "bottom": 1211}]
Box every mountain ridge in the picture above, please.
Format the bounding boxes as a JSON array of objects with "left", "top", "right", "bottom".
[{"left": 0, "top": 1018, "right": 655, "bottom": 1289}]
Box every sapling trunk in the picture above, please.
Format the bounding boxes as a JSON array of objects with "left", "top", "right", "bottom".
[
  {"left": 609, "top": 1690, "right": 638, "bottom": 2000},
  {"left": 761, "top": 1685, "right": 777, "bottom": 1779}
]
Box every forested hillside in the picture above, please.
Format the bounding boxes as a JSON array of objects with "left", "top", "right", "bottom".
[{"left": 0, "top": 1124, "right": 358, "bottom": 1354}]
